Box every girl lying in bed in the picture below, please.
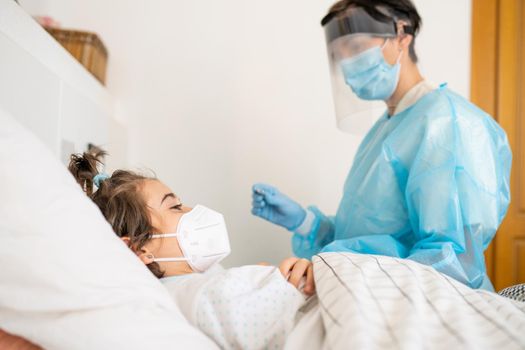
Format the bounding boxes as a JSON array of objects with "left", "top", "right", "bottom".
[{"left": 68, "top": 150, "right": 314, "bottom": 350}]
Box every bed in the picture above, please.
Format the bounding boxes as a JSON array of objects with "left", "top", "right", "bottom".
[{"left": 1, "top": 103, "right": 524, "bottom": 350}]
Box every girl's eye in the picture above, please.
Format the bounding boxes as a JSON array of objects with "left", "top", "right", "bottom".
[{"left": 170, "top": 204, "right": 183, "bottom": 210}]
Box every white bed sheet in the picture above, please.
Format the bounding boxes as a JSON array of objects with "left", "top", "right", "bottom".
[{"left": 306, "top": 252, "right": 525, "bottom": 350}]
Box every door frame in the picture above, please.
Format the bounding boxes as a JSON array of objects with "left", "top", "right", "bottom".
[
  {"left": 471, "top": 0, "right": 500, "bottom": 282},
  {"left": 471, "top": 0, "right": 525, "bottom": 289}
]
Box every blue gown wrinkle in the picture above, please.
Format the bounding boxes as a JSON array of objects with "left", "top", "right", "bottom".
[{"left": 292, "top": 87, "right": 512, "bottom": 290}]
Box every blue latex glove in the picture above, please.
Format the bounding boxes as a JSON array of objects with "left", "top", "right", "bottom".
[{"left": 251, "top": 183, "right": 306, "bottom": 231}]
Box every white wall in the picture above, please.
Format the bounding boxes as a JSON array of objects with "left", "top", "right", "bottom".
[{"left": 19, "top": 0, "right": 472, "bottom": 267}]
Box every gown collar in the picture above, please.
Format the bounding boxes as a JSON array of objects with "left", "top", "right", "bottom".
[{"left": 393, "top": 80, "right": 436, "bottom": 116}]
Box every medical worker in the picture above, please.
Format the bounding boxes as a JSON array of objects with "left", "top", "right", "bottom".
[{"left": 251, "top": 0, "right": 511, "bottom": 290}]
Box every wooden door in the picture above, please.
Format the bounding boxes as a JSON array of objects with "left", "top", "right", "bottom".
[{"left": 471, "top": 0, "right": 525, "bottom": 290}]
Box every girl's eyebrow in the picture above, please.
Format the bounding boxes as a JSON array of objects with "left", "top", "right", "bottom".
[{"left": 160, "top": 193, "right": 177, "bottom": 205}]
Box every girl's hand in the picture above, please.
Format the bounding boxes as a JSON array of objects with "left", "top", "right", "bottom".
[{"left": 278, "top": 257, "right": 315, "bottom": 296}]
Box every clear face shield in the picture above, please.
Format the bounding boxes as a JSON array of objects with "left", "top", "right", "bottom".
[{"left": 322, "top": 7, "right": 413, "bottom": 134}]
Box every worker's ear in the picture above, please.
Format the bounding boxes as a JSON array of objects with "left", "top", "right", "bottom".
[
  {"left": 398, "top": 34, "right": 413, "bottom": 52},
  {"left": 395, "top": 20, "right": 414, "bottom": 53},
  {"left": 120, "top": 237, "right": 155, "bottom": 265}
]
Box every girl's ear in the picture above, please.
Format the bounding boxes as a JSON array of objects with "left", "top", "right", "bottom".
[
  {"left": 121, "top": 236, "right": 131, "bottom": 246},
  {"left": 120, "top": 237, "right": 155, "bottom": 265},
  {"left": 137, "top": 248, "right": 155, "bottom": 265}
]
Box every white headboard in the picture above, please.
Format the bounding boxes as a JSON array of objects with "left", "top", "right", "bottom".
[{"left": 0, "top": 1, "right": 113, "bottom": 165}]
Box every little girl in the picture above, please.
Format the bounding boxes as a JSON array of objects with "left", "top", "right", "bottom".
[{"left": 68, "top": 151, "right": 315, "bottom": 349}]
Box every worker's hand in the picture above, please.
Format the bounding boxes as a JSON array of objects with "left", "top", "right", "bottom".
[
  {"left": 278, "top": 257, "right": 315, "bottom": 296},
  {"left": 251, "top": 183, "right": 306, "bottom": 231}
]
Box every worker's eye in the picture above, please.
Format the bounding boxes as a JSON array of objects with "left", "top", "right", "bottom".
[{"left": 170, "top": 203, "right": 183, "bottom": 210}]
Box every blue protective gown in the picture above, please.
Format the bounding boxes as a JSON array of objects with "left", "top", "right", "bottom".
[{"left": 293, "top": 86, "right": 511, "bottom": 290}]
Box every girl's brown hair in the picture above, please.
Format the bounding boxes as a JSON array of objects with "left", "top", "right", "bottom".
[{"left": 68, "top": 150, "right": 165, "bottom": 278}]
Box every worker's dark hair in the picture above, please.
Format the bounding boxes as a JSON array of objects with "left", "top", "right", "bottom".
[{"left": 322, "top": 0, "right": 422, "bottom": 62}]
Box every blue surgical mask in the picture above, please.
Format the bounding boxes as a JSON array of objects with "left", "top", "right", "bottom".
[{"left": 340, "top": 41, "right": 402, "bottom": 101}]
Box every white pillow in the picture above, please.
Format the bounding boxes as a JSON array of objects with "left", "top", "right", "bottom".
[{"left": 0, "top": 108, "right": 217, "bottom": 349}]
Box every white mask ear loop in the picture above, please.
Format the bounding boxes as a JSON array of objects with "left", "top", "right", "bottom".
[
  {"left": 151, "top": 233, "right": 178, "bottom": 239},
  {"left": 153, "top": 257, "right": 188, "bottom": 263},
  {"left": 395, "top": 46, "right": 404, "bottom": 64},
  {"left": 381, "top": 38, "right": 404, "bottom": 65},
  {"left": 380, "top": 38, "right": 389, "bottom": 50},
  {"left": 149, "top": 233, "right": 188, "bottom": 263}
]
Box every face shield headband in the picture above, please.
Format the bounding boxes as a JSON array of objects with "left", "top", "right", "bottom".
[{"left": 321, "top": 6, "right": 414, "bottom": 44}]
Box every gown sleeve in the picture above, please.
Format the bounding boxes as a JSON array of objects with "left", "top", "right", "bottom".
[
  {"left": 291, "top": 206, "right": 336, "bottom": 259},
  {"left": 290, "top": 113, "right": 392, "bottom": 260},
  {"left": 403, "top": 107, "right": 511, "bottom": 289}
]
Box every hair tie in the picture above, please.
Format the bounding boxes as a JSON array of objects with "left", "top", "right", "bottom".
[{"left": 93, "top": 173, "right": 110, "bottom": 187}]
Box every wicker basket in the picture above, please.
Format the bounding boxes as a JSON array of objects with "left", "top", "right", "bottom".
[{"left": 44, "top": 27, "right": 108, "bottom": 85}]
